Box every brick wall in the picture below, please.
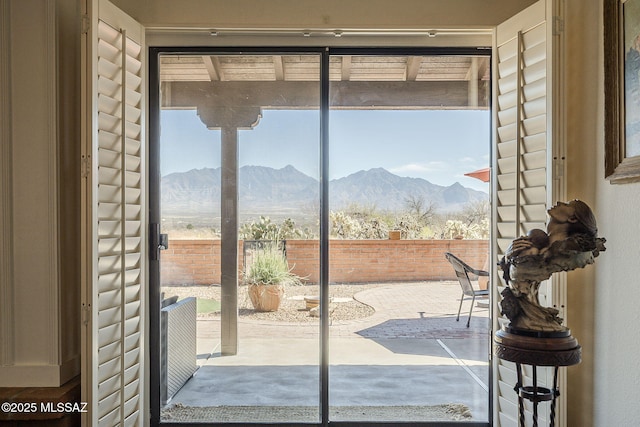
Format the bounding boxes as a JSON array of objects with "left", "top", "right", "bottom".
[
  {"left": 160, "top": 240, "right": 243, "bottom": 286},
  {"left": 160, "top": 239, "right": 489, "bottom": 285}
]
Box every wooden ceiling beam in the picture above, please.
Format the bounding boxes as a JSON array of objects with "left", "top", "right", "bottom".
[
  {"left": 273, "top": 55, "right": 284, "bottom": 80},
  {"left": 202, "top": 55, "right": 224, "bottom": 81},
  {"left": 341, "top": 56, "right": 352, "bottom": 81},
  {"left": 406, "top": 57, "right": 421, "bottom": 81}
]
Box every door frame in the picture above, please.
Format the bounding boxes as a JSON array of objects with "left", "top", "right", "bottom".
[{"left": 148, "top": 46, "right": 492, "bottom": 427}]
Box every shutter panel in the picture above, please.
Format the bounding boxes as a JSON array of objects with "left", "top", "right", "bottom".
[
  {"left": 83, "top": 1, "right": 145, "bottom": 426},
  {"left": 493, "top": 1, "right": 565, "bottom": 426}
]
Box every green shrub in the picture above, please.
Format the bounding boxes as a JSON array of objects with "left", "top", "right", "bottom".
[{"left": 244, "top": 243, "right": 302, "bottom": 286}]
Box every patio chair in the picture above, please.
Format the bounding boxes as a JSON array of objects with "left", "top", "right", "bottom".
[{"left": 444, "top": 252, "right": 490, "bottom": 327}]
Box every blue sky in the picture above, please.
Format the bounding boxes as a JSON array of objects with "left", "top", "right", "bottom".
[{"left": 160, "top": 108, "right": 490, "bottom": 192}]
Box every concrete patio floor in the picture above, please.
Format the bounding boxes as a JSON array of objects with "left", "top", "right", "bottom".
[{"left": 165, "top": 281, "right": 491, "bottom": 423}]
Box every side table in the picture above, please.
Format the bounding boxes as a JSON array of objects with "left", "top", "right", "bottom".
[{"left": 494, "top": 327, "right": 581, "bottom": 427}]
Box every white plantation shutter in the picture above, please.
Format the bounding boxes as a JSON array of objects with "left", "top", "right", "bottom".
[
  {"left": 493, "top": 0, "right": 565, "bottom": 426},
  {"left": 83, "top": 1, "right": 145, "bottom": 426}
]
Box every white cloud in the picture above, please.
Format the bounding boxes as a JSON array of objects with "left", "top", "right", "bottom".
[{"left": 390, "top": 161, "right": 449, "bottom": 174}]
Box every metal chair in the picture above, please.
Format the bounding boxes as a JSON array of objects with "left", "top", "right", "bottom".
[{"left": 444, "top": 252, "right": 490, "bottom": 327}]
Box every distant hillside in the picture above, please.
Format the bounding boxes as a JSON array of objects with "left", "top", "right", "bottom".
[
  {"left": 329, "top": 167, "right": 486, "bottom": 212},
  {"left": 161, "top": 165, "right": 487, "bottom": 216}
]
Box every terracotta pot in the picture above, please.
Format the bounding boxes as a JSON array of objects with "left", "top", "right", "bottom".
[{"left": 248, "top": 283, "right": 285, "bottom": 312}]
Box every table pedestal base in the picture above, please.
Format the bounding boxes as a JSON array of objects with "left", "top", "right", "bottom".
[{"left": 494, "top": 327, "right": 581, "bottom": 427}]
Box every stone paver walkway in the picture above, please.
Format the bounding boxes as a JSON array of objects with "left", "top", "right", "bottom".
[{"left": 331, "top": 281, "right": 490, "bottom": 338}]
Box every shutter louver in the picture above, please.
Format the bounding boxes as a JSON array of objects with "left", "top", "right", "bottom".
[
  {"left": 493, "top": 1, "right": 563, "bottom": 425},
  {"left": 89, "top": 7, "right": 145, "bottom": 425}
]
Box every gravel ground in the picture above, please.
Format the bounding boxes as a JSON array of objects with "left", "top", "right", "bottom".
[{"left": 161, "top": 283, "right": 388, "bottom": 323}]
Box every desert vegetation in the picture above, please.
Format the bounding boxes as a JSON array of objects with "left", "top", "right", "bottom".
[{"left": 164, "top": 197, "right": 489, "bottom": 240}]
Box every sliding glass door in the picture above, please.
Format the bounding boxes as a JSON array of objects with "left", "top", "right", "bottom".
[
  {"left": 153, "top": 52, "right": 322, "bottom": 424},
  {"left": 327, "top": 53, "right": 490, "bottom": 422},
  {"left": 150, "top": 48, "right": 491, "bottom": 426}
]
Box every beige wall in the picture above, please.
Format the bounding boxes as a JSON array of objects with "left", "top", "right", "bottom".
[
  {"left": 112, "top": 0, "right": 537, "bottom": 29},
  {"left": 4, "top": 0, "right": 640, "bottom": 425},
  {"left": 590, "top": 0, "right": 640, "bottom": 425},
  {"left": 564, "top": 0, "right": 640, "bottom": 426},
  {"left": 565, "top": 1, "right": 599, "bottom": 425}
]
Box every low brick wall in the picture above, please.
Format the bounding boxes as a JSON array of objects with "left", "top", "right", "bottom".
[
  {"left": 160, "top": 240, "right": 240, "bottom": 286},
  {"left": 160, "top": 239, "right": 489, "bottom": 286}
]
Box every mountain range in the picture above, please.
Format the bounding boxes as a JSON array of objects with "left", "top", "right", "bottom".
[{"left": 160, "top": 165, "right": 488, "bottom": 216}]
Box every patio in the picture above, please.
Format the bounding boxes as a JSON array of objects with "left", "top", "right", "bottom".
[{"left": 161, "top": 280, "right": 491, "bottom": 423}]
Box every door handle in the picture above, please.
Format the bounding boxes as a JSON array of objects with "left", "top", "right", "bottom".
[
  {"left": 150, "top": 223, "right": 168, "bottom": 260},
  {"left": 159, "top": 233, "right": 169, "bottom": 250}
]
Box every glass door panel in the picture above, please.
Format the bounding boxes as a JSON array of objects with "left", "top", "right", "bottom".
[
  {"left": 157, "top": 53, "right": 321, "bottom": 423},
  {"left": 328, "top": 54, "right": 491, "bottom": 423},
  {"left": 153, "top": 50, "right": 491, "bottom": 425},
  {"left": 157, "top": 105, "right": 222, "bottom": 411}
]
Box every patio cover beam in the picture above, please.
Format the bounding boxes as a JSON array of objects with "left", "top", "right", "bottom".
[{"left": 161, "top": 80, "right": 489, "bottom": 110}]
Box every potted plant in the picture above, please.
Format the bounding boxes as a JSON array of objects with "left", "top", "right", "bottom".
[{"left": 244, "top": 243, "right": 301, "bottom": 312}]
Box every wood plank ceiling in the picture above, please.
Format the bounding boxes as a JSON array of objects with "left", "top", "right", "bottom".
[{"left": 160, "top": 55, "right": 490, "bottom": 83}]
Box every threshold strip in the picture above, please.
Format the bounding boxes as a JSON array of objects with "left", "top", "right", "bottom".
[{"left": 436, "top": 339, "right": 489, "bottom": 392}]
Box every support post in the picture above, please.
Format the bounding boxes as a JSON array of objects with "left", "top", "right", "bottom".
[
  {"left": 220, "top": 126, "right": 239, "bottom": 355},
  {"left": 194, "top": 106, "right": 260, "bottom": 356}
]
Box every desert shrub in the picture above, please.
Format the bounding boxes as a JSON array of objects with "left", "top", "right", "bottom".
[
  {"left": 392, "top": 213, "right": 423, "bottom": 239},
  {"left": 329, "top": 210, "right": 390, "bottom": 239},
  {"left": 441, "top": 218, "right": 489, "bottom": 239},
  {"left": 240, "top": 216, "right": 314, "bottom": 241}
]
